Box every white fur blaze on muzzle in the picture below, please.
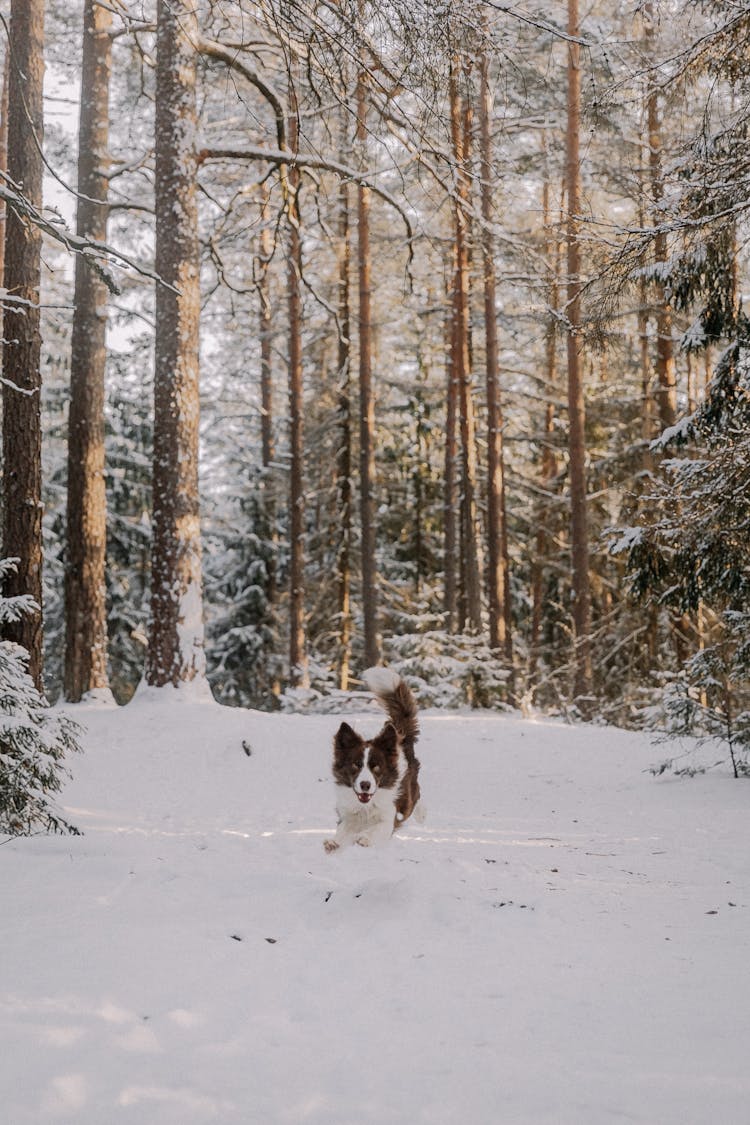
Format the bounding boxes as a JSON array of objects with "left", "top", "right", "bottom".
[{"left": 353, "top": 764, "right": 377, "bottom": 804}]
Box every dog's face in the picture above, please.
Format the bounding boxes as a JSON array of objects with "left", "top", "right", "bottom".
[{"left": 332, "top": 722, "right": 400, "bottom": 804}]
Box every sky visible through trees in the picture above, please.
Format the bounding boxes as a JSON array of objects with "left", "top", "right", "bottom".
[{"left": 1, "top": 0, "right": 750, "bottom": 772}]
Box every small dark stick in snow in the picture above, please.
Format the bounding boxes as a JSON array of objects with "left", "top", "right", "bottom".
[{"left": 242, "top": 740, "right": 252, "bottom": 757}]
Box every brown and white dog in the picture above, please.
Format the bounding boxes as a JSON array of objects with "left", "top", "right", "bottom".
[{"left": 323, "top": 667, "right": 423, "bottom": 852}]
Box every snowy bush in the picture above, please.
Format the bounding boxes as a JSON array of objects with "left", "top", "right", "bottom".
[
  {"left": 0, "top": 561, "right": 82, "bottom": 835},
  {"left": 650, "top": 615, "right": 750, "bottom": 779},
  {"left": 384, "top": 630, "right": 511, "bottom": 709}
]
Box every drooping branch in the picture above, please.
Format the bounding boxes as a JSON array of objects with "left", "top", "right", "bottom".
[
  {"left": 197, "top": 144, "right": 414, "bottom": 273},
  {"left": 0, "top": 178, "right": 176, "bottom": 294},
  {"left": 195, "top": 35, "right": 287, "bottom": 151}
]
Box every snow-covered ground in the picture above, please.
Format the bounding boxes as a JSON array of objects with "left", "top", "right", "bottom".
[{"left": 3, "top": 691, "right": 748, "bottom": 1124}]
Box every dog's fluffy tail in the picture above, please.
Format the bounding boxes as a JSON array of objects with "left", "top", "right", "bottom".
[{"left": 362, "top": 667, "right": 419, "bottom": 756}]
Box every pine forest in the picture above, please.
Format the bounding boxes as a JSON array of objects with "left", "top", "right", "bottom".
[{"left": 2, "top": 0, "right": 750, "bottom": 769}]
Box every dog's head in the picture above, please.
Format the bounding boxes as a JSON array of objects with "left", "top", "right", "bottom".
[{"left": 332, "top": 721, "right": 400, "bottom": 803}]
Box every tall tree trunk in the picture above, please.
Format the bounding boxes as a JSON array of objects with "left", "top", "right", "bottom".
[
  {"left": 478, "top": 40, "right": 512, "bottom": 666},
  {"left": 449, "top": 56, "right": 482, "bottom": 633},
  {"left": 146, "top": 0, "right": 206, "bottom": 688},
  {"left": 64, "top": 0, "right": 112, "bottom": 701},
  {"left": 258, "top": 183, "right": 277, "bottom": 605},
  {"left": 336, "top": 165, "right": 353, "bottom": 689},
  {"left": 644, "top": 1, "right": 677, "bottom": 432},
  {"left": 356, "top": 19, "right": 379, "bottom": 668},
  {"left": 286, "top": 79, "right": 308, "bottom": 686},
  {"left": 2, "top": 0, "right": 45, "bottom": 691},
  {"left": 565, "top": 0, "right": 593, "bottom": 702},
  {"left": 0, "top": 54, "right": 8, "bottom": 345},
  {"left": 530, "top": 159, "right": 562, "bottom": 683},
  {"left": 443, "top": 285, "right": 458, "bottom": 631}
]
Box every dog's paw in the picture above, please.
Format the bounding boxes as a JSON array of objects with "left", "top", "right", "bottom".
[
  {"left": 355, "top": 835, "right": 371, "bottom": 847},
  {"left": 323, "top": 839, "right": 339, "bottom": 853}
]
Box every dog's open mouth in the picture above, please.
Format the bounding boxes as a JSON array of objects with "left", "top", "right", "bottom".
[{"left": 356, "top": 791, "right": 373, "bottom": 804}]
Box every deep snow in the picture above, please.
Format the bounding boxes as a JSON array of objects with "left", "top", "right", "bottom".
[{"left": 2, "top": 691, "right": 749, "bottom": 1124}]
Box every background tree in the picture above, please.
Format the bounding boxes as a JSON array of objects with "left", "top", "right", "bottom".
[
  {"left": 64, "top": 0, "right": 112, "bottom": 701},
  {"left": 2, "top": 0, "right": 45, "bottom": 691},
  {"left": 564, "top": 0, "right": 593, "bottom": 703},
  {"left": 146, "top": 0, "right": 206, "bottom": 689}
]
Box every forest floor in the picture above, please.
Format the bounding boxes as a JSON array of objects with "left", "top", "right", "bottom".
[{"left": 2, "top": 690, "right": 749, "bottom": 1124}]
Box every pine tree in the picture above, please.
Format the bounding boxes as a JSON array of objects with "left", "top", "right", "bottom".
[
  {"left": 147, "top": 0, "right": 206, "bottom": 689},
  {"left": 2, "top": 0, "right": 46, "bottom": 691},
  {"left": 64, "top": 0, "right": 112, "bottom": 701},
  {"left": 0, "top": 560, "right": 81, "bottom": 835}
]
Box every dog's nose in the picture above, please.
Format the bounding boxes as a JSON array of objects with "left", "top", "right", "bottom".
[{"left": 359, "top": 780, "right": 371, "bottom": 792}]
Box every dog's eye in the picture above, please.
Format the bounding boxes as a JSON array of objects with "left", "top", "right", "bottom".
[{"left": 372, "top": 764, "right": 381, "bottom": 774}]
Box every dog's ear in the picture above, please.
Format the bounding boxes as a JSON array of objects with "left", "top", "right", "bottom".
[
  {"left": 334, "top": 722, "right": 361, "bottom": 752},
  {"left": 373, "top": 722, "right": 398, "bottom": 756}
]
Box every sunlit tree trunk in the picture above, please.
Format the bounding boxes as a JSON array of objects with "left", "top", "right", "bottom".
[
  {"left": 357, "top": 13, "right": 379, "bottom": 668},
  {"left": 336, "top": 158, "right": 353, "bottom": 689},
  {"left": 146, "top": 0, "right": 206, "bottom": 688},
  {"left": 565, "top": 0, "right": 593, "bottom": 702},
  {"left": 449, "top": 56, "right": 482, "bottom": 633},
  {"left": 2, "top": 0, "right": 45, "bottom": 691},
  {"left": 530, "top": 157, "right": 562, "bottom": 683},
  {"left": 64, "top": 0, "right": 112, "bottom": 701},
  {"left": 644, "top": 1, "right": 677, "bottom": 432},
  {"left": 443, "top": 285, "right": 458, "bottom": 632},
  {"left": 287, "top": 77, "right": 308, "bottom": 686},
  {"left": 258, "top": 183, "right": 277, "bottom": 606},
  {"left": 478, "top": 40, "right": 512, "bottom": 666}
]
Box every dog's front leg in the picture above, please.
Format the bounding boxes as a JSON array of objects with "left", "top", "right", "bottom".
[
  {"left": 354, "top": 817, "right": 394, "bottom": 849},
  {"left": 323, "top": 816, "right": 359, "bottom": 853}
]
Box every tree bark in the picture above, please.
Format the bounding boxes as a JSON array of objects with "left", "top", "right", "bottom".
[
  {"left": 356, "top": 23, "right": 379, "bottom": 668},
  {"left": 644, "top": 1, "right": 677, "bottom": 432},
  {"left": 443, "top": 287, "right": 458, "bottom": 632},
  {"left": 336, "top": 156, "right": 353, "bottom": 689},
  {"left": 2, "top": 0, "right": 45, "bottom": 691},
  {"left": 0, "top": 54, "right": 8, "bottom": 339},
  {"left": 565, "top": 0, "right": 593, "bottom": 702},
  {"left": 286, "top": 79, "right": 308, "bottom": 686},
  {"left": 530, "top": 157, "right": 562, "bottom": 683},
  {"left": 478, "top": 41, "right": 512, "bottom": 665},
  {"left": 146, "top": 0, "right": 206, "bottom": 688},
  {"left": 449, "top": 57, "right": 482, "bottom": 633},
  {"left": 258, "top": 183, "right": 277, "bottom": 605},
  {"left": 64, "top": 0, "right": 112, "bottom": 701}
]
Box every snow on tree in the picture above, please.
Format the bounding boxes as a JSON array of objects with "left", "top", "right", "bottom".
[{"left": 0, "top": 560, "right": 81, "bottom": 836}]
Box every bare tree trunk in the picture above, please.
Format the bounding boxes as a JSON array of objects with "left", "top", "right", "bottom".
[
  {"left": 287, "top": 79, "right": 308, "bottom": 686},
  {"left": 449, "top": 56, "right": 482, "bottom": 633},
  {"left": 644, "top": 2, "right": 677, "bottom": 432},
  {"left": 443, "top": 287, "right": 458, "bottom": 631},
  {"left": 565, "top": 0, "right": 593, "bottom": 702},
  {"left": 64, "top": 0, "right": 112, "bottom": 701},
  {"left": 478, "top": 41, "right": 512, "bottom": 666},
  {"left": 336, "top": 161, "right": 353, "bottom": 689},
  {"left": 0, "top": 54, "right": 8, "bottom": 343},
  {"left": 146, "top": 0, "right": 206, "bottom": 688},
  {"left": 356, "top": 24, "right": 379, "bottom": 668},
  {"left": 2, "top": 0, "right": 45, "bottom": 691},
  {"left": 530, "top": 159, "right": 562, "bottom": 682},
  {"left": 258, "top": 183, "right": 277, "bottom": 605}
]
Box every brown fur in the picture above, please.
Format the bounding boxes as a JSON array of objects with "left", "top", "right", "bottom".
[{"left": 336, "top": 672, "right": 421, "bottom": 831}]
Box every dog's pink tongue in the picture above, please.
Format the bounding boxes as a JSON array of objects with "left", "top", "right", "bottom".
[{"left": 356, "top": 792, "right": 372, "bottom": 804}]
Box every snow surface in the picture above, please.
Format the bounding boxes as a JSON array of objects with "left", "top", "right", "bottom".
[{"left": 3, "top": 695, "right": 749, "bottom": 1124}]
